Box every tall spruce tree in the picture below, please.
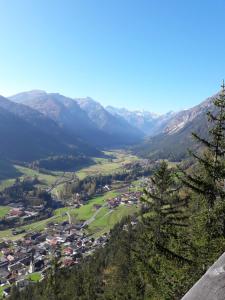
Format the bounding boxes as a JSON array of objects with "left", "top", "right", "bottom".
[
  {"left": 180, "top": 82, "right": 225, "bottom": 209},
  {"left": 137, "top": 161, "right": 192, "bottom": 298},
  {"left": 142, "top": 161, "right": 190, "bottom": 252},
  {"left": 178, "top": 83, "right": 225, "bottom": 270}
]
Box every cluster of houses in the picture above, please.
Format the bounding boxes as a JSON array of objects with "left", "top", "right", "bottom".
[
  {"left": 0, "top": 220, "right": 109, "bottom": 297},
  {"left": 0, "top": 180, "right": 146, "bottom": 297},
  {"left": 107, "top": 191, "right": 142, "bottom": 209},
  {"left": 5, "top": 206, "right": 41, "bottom": 223},
  {"left": 66, "top": 184, "right": 111, "bottom": 207}
]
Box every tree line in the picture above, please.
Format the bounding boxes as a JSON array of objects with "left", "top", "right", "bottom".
[{"left": 59, "top": 162, "right": 153, "bottom": 200}]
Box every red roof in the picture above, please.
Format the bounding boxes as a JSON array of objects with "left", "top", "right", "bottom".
[{"left": 63, "top": 247, "right": 73, "bottom": 254}]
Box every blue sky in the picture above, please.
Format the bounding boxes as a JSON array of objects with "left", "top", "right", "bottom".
[{"left": 0, "top": 0, "right": 225, "bottom": 113}]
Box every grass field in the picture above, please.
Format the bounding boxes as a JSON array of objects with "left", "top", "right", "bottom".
[
  {"left": 16, "top": 165, "right": 58, "bottom": 186},
  {"left": 51, "top": 150, "right": 139, "bottom": 195},
  {"left": 0, "top": 150, "right": 142, "bottom": 241},
  {"left": 27, "top": 272, "right": 42, "bottom": 282},
  {"left": 53, "top": 190, "right": 141, "bottom": 237},
  {"left": 0, "top": 179, "right": 16, "bottom": 192},
  {"left": 0, "top": 191, "right": 116, "bottom": 240},
  {"left": 0, "top": 189, "right": 141, "bottom": 241},
  {"left": 76, "top": 150, "right": 139, "bottom": 179},
  {"left": 0, "top": 284, "right": 9, "bottom": 298},
  {"left": 0, "top": 217, "right": 56, "bottom": 241},
  {"left": 89, "top": 205, "right": 139, "bottom": 237},
  {"left": 0, "top": 150, "right": 139, "bottom": 196},
  {"left": 0, "top": 165, "right": 58, "bottom": 192},
  {"left": 53, "top": 191, "right": 118, "bottom": 221},
  {"left": 69, "top": 191, "right": 117, "bottom": 220},
  {"left": 0, "top": 206, "right": 11, "bottom": 219}
]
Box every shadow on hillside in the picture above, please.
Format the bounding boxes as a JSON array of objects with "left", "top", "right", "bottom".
[{"left": 0, "top": 159, "right": 22, "bottom": 180}]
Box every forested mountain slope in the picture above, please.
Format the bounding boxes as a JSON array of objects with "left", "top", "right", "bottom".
[
  {"left": 76, "top": 97, "right": 143, "bottom": 144},
  {"left": 0, "top": 95, "right": 61, "bottom": 136},
  {"left": 0, "top": 105, "right": 68, "bottom": 161},
  {"left": 0, "top": 95, "right": 100, "bottom": 162}
]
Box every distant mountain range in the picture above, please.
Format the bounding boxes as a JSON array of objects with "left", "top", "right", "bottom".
[
  {"left": 0, "top": 89, "right": 220, "bottom": 165},
  {"left": 106, "top": 106, "right": 175, "bottom": 136},
  {"left": 10, "top": 91, "right": 143, "bottom": 149},
  {"left": 134, "top": 94, "right": 218, "bottom": 160},
  {"left": 77, "top": 98, "right": 143, "bottom": 144}
]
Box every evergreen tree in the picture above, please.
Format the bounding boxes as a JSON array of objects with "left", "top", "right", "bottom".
[
  {"left": 142, "top": 161, "right": 189, "bottom": 253},
  {"left": 137, "top": 161, "right": 192, "bottom": 298},
  {"left": 179, "top": 82, "right": 225, "bottom": 270},
  {"left": 180, "top": 82, "right": 225, "bottom": 209}
]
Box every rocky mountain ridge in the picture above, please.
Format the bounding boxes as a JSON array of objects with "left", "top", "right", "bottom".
[
  {"left": 134, "top": 92, "right": 220, "bottom": 160},
  {"left": 10, "top": 91, "right": 143, "bottom": 147},
  {"left": 164, "top": 94, "right": 216, "bottom": 135},
  {"left": 6, "top": 89, "right": 222, "bottom": 163}
]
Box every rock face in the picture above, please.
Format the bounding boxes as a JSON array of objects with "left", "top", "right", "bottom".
[
  {"left": 182, "top": 252, "right": 225, "bottom": 300},
  {"left": 134, "top": 93, "right": 221, "bottom": 160},
  {"left": 164, "top": 95, "right": 215, "bottom": 135}
]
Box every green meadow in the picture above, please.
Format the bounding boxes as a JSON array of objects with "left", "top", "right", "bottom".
[
  {"left": 0, "top": 206, "right": 11, "bottom": 218},
  {"left": 0, "top": 150, "right": 142, "bottom": 241},
  {"left": 76, "top": 150, "right": 139, "bottom": 179},
  {"left": 0, "top": 189, "right": 141, "bottom": 241}
]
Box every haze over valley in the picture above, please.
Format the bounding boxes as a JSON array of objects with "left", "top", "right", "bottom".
[{"left": 0, "top": 89, "right": 218, "bottom": 167}]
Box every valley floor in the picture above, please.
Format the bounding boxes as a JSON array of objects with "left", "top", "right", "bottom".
[
  {"left": 0, "top": 150, "right": 139, "bottom": 191},
  {"left": 0, "top": 149, "right": 145, "bottom": 297}
]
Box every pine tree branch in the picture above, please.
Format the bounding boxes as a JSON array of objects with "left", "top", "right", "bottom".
[
  {"left": 156, "top": 243, "right": 193, "bottom": 264},
  {"left": 207, "top": 111, "right": 219, "bottom": 122},
  {"left": 166, "top": 222, "right": 188, "bottom": 227},
  {"left": 192, "top": 133, "right": 214, "bottom": 148},
  {"left": 191, "top": 152, "right": 214, "bottom": 169}
]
